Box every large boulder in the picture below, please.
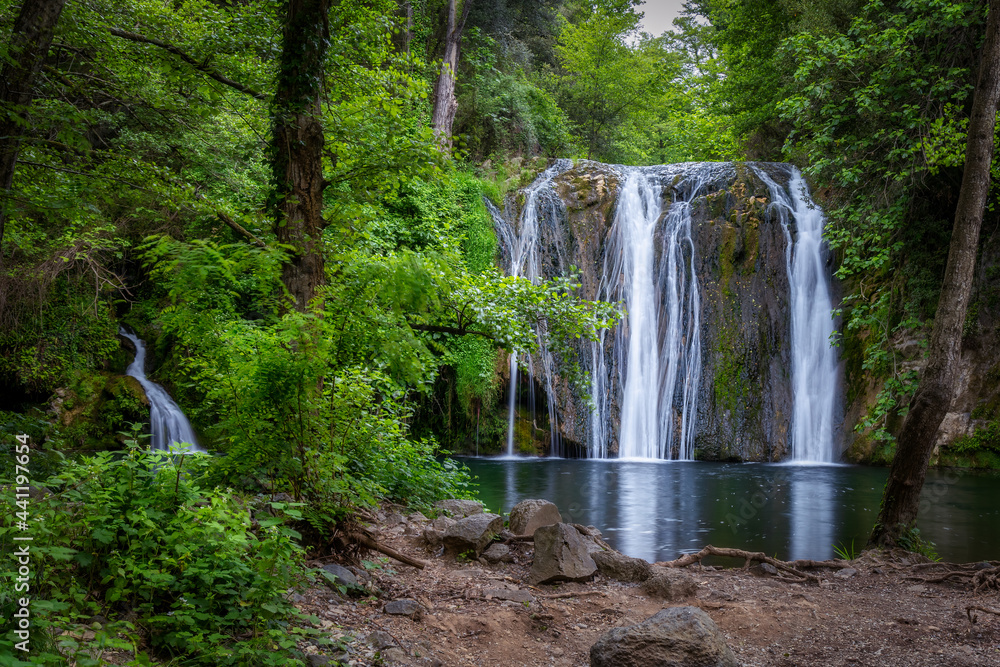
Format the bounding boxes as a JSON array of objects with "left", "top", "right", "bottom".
[
  {"left": 442, "top": 513, "right": 503, "bottom": 557},
  {"left": 508, "top": 499, "right": 562, "bottom": 536},
  {"left": 592, "top": 550, "right": 653, "bottom": 583},
  {"left": 530, "top": 523, "right": 598, "bottom": 584},
  {"left": 641, "top": 567, "right": 698, "bottom": 600},
  {"left": 434, "top": 499, "right": 484, "bottom": 519},
  {"left": 590, "top": 606, "right": 739, "bottom": 667}
]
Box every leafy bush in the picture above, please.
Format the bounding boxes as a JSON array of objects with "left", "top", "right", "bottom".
[{"left": 0, "top": 439, "right": 314, "bottom": 666}]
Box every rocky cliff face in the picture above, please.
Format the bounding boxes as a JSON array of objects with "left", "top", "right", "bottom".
[{"left": 494, "top": 160, "right": 818, "bottom": 461}]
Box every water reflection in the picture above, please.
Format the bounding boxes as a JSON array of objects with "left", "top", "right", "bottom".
[{"left": 463, "top": 459, "right": 999, "bottom": 563}]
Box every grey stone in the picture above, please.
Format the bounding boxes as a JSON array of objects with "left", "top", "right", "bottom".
[
  {"left": 833, "top": 567, "right": 858, "bottom": 579},
  {"left": 484, "top": 587, "right": 534, "bottom": 603},
  {"left": 590, "top": 606, "right": 739, "bottom": 667},
  {"left": 508, "top": 499, "right": 562, "bottom": 536},
  {"left": 384, "top": 598, "right": 423, "bottom": 619},
  {"left": 431, "top": 516, "right": 456, "bottom": 531},
  {"left": 367, "top": 630, "right": 396, "bottom": 649},
  {"left": 321, "top": 563, "right": 359, "bottom": 588},
  {"left": 641, "top": 567, "right": 698, "bottom": 600},
  {"left": 592, "top": 550, "right": 653, "bottom": 582},
  {"left": 307, "top": 655, "right": 332, "bottom": 667},
  {"left": 408, "top": 511, "right": 429, "bottom": 523},
  {"left": 482, "top": 542, "right": 513, "bottom": 564},
  {"left": 381, "top": 647, "right": 410, "bottom": 664},
  {"left": 750, "top": 562, "right": 779, "bottom": 576},
  {"left": 433, "top": 499, "right": 484, "bottom": 518},
  {"left": 443, "top": 513, "right": 503, "bottom": 557},
  {"left": 422, "top": 526, "right": 444, "bottom": 548},
  {"left": 530, "top": 523, "right": 598, "bottom": 585}
]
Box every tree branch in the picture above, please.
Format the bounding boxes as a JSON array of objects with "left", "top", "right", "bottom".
[
  {"left": 108, "top": 28, "right": 266, "bottom": 100},
  {"left": 407, "top": 322, "right": 495, "bottom": 340},
  {"left": 217, "top": 211, "right": 267, "bottom": 248}
]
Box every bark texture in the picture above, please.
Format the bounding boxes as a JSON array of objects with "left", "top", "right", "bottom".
[
  {"left": 869, "top": 0, "right": 1000, "bottom": 548},
  {"left": 0, "top": 0, "right": 68, "bottom": 257},
  {"left": 430, "top": 0, "right": 472, "bottom": 148},
  {"left": 272, "top": 0, "right": 330, "bottom": 311}
]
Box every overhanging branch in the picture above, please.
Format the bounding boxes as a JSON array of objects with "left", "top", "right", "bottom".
[{"left": 108, "top": 28, "right": 266, "bottom": 100}]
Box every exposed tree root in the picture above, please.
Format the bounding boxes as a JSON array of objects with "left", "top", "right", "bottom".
[
  {"left": 654, "top": 545, "right": 851, "bottom": 584},
  {"left": 349, "top": 532, "right": 428, "bottom": 570},
  {"left": 904, "top": 563, "right": 1000, "bottom": 593},
  {"left": 967, "top": 604, "right": 1000, "bottom": 623}
]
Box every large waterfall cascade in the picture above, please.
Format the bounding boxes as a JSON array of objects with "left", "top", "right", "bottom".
[
  {"left": 754, "top": 167, "right": 839, "bottom": 462},
  {"left": 591, "top": 167, "right": 709, "bottom": 460},
  {"left": 494, "top": 161, "right": 840, "bottom": 463},
  {"left": 121, "top": 329, "right": 203, "bottom": 453}
]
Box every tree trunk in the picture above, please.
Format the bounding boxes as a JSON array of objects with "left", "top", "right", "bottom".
[
  {"left": 272, "top": 0, "right": 330, "bottom": 312},
  {"left": 869, "top": 0, "right": 1000, "bottom": 548},
  {"left": 430, "top": 0, "right": 472, "bottom": 148},
  {"left": 0, "top": 0, "right": 68, "bottom": 260}
]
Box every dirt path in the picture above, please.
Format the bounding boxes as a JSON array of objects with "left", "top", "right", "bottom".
[{"left": 295, "top": 512, "right": 1000, "bottom": 666}]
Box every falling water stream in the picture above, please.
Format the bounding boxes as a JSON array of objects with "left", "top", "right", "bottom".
[
  {"left": 755, "top": 167, "right": 838, "bottom": 462},
  {"left": 592, "top": 167, "right": 708, "bottom": 460},
  {"left": 120, "top": 329, "right": 202, "bottom": 453},
  {"left": 496, "top": 162, "right": 839, "bottom": 462}
]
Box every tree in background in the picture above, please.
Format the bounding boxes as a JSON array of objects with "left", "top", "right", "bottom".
[
  {"left": 271, "top": 0, "right": 331, "bottom": 311},
  {"left": 0, "top": 0, "right": 67, "bottom": 258},
  {"left": 430, "top": 0, "right": 473, "bottom": 148},
  {"left": 552, "top": 1, "right": 672, "bottom": 161},
  {"left": 870, "top": 0, "right": 1000, "bottom": 548}
]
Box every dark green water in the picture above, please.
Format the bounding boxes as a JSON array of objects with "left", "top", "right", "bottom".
[{"left": 462, "top": 458, "right": 1000, "bottom": 563}]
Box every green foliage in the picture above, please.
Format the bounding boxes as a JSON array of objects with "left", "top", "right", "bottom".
[
  {"left": 894, "top": 525, "right": 940, "bottom": 561},
  {"left": 551, "top": 4, "right": 676, "bottom": 161},
  {"left": 833, "top": 539, "right": 859, "bottom": 560},
  {"left": 0, "top": 439, "right": 314, "bottom": 665}
]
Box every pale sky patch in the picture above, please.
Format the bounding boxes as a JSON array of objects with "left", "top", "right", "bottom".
[{"left": 639, "top": 0, "right": 688, "bottom": 36}]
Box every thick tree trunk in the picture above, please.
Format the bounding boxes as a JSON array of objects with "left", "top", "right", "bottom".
[
  {"left": 869, "top": 0, "right": 1000, "bottom": 548},
  {"left": 430, "top": 0, "right": 472, "bottom": 148},
  {"left": 0, "top": 0, "right": 68, "bottom": 259},
  {"left": 272, "top": 0, "right": 330, "bottom": 312}
]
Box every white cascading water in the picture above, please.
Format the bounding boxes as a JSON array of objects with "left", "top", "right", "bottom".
[
  {"left": 591, "top": 166, "right": 708, "bottom": 460},
  {"left": 754, "top": 167, "right": 838, "bottom": 462},
  {"left": 501, "top": 162, "right": 571, "bottom": 456},
  {"left": 120, "top": 329, "right": 203, "bottom": 453}
]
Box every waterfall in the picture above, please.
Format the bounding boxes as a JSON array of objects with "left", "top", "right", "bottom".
[
  {"left": 591, "top": 166, "right": 709, "bottom": 460},
  {"left": 755, "top": 167, "right": 838, "bottom": 462},
  {"left": 495, "top": 161, "right": 572, "bottom": 456},
  {"left": 120, "top": 329, "right": 203, "bottom": 453}
]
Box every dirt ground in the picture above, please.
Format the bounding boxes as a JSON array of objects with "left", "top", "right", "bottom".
[{"left": 295, "top": 510, "right": 1000, "bottom": 667}]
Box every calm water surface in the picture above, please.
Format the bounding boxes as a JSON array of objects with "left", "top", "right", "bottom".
[{"left": 461, "top": 458, "right": 1000, "bottom": 563}]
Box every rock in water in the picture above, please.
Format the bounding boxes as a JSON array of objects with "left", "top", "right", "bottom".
[
  {"left": 434, "top": 499, "right": 484, "bottom": 518},
  {"left": 641, "top": 567, "right": 698, "bottom": 600},
  {"left": 590, "top": 606, "right": 739, "bottom": 667},
  {"left": 592, "top": 550, "right": 653, "bottom": 582},
  {"left": 442, "top": 513, "right": 503, "bottom": 557},
  {"left": 508, "top": 499, "right": 562, "bottom": 536},
  {"left": 530, "top": 523, "right": 598, "bottom": 584}
]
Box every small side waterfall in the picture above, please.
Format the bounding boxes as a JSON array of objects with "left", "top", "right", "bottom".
[
  {"left": 120, "top": 329, "right": 202, "bottom": 453},
  {"left": 755, "top": 167, "right": 838, "bottom": 462}
]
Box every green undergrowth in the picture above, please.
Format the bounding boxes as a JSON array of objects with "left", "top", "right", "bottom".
[{"left": 0, "top": 433, "right": 326, "bottom": 666}]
